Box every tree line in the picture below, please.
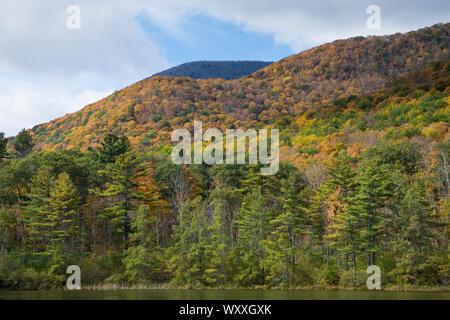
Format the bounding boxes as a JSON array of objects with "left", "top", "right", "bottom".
[{"left": 0, "top": 129, "right": 447, "bottom": 289}]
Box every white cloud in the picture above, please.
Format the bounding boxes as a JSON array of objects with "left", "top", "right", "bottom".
[
  {"left": 0, "top": 76, "right": 112, "bottom": 135},
  {"left": 149, "top": 0, "right": 450, "bottom": 51},
  {"left": 0, "top": 0, "right": 169, "bottom": 136}
]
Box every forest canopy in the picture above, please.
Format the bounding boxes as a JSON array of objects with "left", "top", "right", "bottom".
[{"left": 0, "top": 24, "right": 448, "bottom": 290}]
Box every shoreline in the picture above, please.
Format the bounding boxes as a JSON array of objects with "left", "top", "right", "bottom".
[{"left": 2, "top": 284, "right": 447, "bottom": 292}]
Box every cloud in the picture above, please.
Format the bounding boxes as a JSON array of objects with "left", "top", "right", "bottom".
[
  {"left": 0, "top": 0, "right": 169, "bottom": 78},
  {"left": 0, "top": 77, "right": 111, "bottom": 136},
  {"left": 145, "top": 0, "right": 450, "bottom": 51},
  {"left": 0, "top": 0, "right": 448, "bottom": 136},
  {"left": 0, "top": 0, "right": 169, "bottom": 136}
]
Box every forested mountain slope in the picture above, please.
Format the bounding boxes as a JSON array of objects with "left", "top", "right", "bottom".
[
  {"left": 0, "top": 25, "right": 448, "bottom": 290},
  {"left": 28, "top": 23, "right": 449, "bottom": 152},
  {"left": 152, "top": 61, "right": 272, "bottom": 80},
  {"left": 1, "top": 59, "right": 448, "bottom": 288}
]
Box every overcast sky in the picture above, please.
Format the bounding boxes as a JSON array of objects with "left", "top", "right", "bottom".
[{"left": 0, "top": 0, "right": 449, "bottom": 136}]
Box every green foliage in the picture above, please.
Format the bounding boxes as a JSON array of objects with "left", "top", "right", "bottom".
[
  {"left": 363, "top": 141, "right": 422, "bottom": 174},
  {"left": 0, "top": 132, "right": 9, "bottom": 162},
  {"left": 95, "top": 152, "right": 148, "bottom": 242},
  {"left": 0, "top": 144, "right": 448, "bottom": 289},
  {"left": 13, "top": 129, "right": 34, "bottom": 158},
  {"left": 350, "top": 160, "right": 391, "bottom": 266},
  {"left": 0, "top": 251, "right": 64, "bottom": 289},
  {"left": 98, "top": 133, "right": 130, "bottom": 163},
  {"left": 152, "top": 114, "right": 162, "bottom": 123},
  {"left": 23, "top": 171, "right": 81, "bottom": 256},
  {"left": 168, "top": 197, "right": 214, "bottom": 287},
  {"left": 263, "top": 172, "right": 309, "bottom": 286},
  {"left": 0, "top": 26, "right": 449, "bottom": 289}
]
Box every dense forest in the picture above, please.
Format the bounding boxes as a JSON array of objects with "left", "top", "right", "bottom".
[
  {"left": 0, "top": 24, "right": 448, "bottom": 290},
  {"left": 28, "top": 23, "right": 449, "bottom": 152},
  {"left": 152, "top": 61, "right": 272, "bottom": 80}
]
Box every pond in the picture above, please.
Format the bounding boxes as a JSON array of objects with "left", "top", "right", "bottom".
[{"left": 0, "top": 289, "right": 448, "bottom": 300}]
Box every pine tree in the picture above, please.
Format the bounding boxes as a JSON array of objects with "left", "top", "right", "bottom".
[
  {"left": 322, "top": 161, "right": 359, "bottom": 284},
  {"left": 0, "top": 208, "right": 16, "bottom": 254},
  {"left": 265, "top": 172, "right": 308, "bottom": 285},
  {"left": 23, "top": 166, "right": 56, "bottom": 252},
  {"left": 401, "top": 177, "right": 436, "bottom": 262},
  {"left": 168, "top": 197, "right": 213, "bottom": 286},
  {"left": 389, "top": 175, "right": 440, "bottom": 284},
  {"left": 327, "top": 192, "right": 359, "bottom": 284},
  {"left": 13, "top": 129, "right": 34, "bottom": 158},
  {"left": 235, "top": 187, "right": 271, "bottom": 286},
  {"left": 328, "top": 161, "right": 358, "bottom": 198},
  {"left": 46, "top": 173, "right": 81, "bottom": 253},
  {"left": 0, "top": 132, "right": 9, "bottom": 163},
  {"left": 209, "top": 164, "right": 245, "bottom": 248},
  {"left": 96, "top": 152, "right": 147, "bottom": 243},
  {"left": 24, "top": 171, "right": 80, "bottom": 256},
  {"left": 98, "top": 133, "right": 130, "bottom": 163},
  {"left": 351, "top": 160, "right": 390, "bottom": 266},
  {"left": 312, "top": 161, "right": 357, "bottom": 271},
  {"left": 205, "top": 194, "right": 233, "bottom": 286},
  {"left": 308, "top": 186, "right": 328, "bottom": 256},
  {"left": 124, "top": 205, "right": 167, "bottom": 282}
]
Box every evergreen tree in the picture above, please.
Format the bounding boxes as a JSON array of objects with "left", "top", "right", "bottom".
[
  {"left": 390, "top": 175, "right": 442, "bottom": 285},
  {"left": 205, "top": 193, "right": 234, "bottom": 286},
  {"left": 0, "top": 132, "right": 9, "bottom": 163},
  {"left": 328, "top": 160, "right": 358, "bottom": 197},
  {"left": 96, "top": 152, "right": 147, "bottom": 243},
  {"left": 46, "top": 173, "right": 81, "bottom": 253},
  {"left": 0, "top": 208, "right": 16, "bottom": 254},
  {"left": 323, "top": 161, "right": 360, "bottom": 284},
  {"left": 98, "top": 133, "right": 130, "bottom": 163},
  {"left": 168, "top": 197, "right": 213, "bottom": 286},
  {"left": 23, "top": 166, "right": 56, "bottom": 252},
  {"left": 327, "top": 193, "right": 359, "bottom": 284},
  {"left": 312, "top": 161, "right": 358, "bottom": 273},
  {"left": 13, "top": 129, "right": 34, "bottom": 158},
  {"left": 308, "top": 186, "right": 328, "bottom": 257},
  {"left": 235, "top": 187, "right": 271, "bottom": 286},
  {"left": 24, "top": 171, "right": 80, "bottom": 256},
  {"left": 401, "top": 177, "right": 436, "bottom": 261},
  {"left": 264, "top": 172, "right": 308, "bottom": 285},
  {"left": 351, "top": 160, "right": 390, "bottom": 266},
  {"left": 124, "top": 205, "right": 167, "bottom": 283}
]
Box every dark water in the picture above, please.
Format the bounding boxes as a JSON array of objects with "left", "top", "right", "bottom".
[{"left": 0, "top": 289, "right": 448, "bottom": 300}]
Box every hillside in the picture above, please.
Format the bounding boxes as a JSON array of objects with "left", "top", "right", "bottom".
[
  {"left": 0, "top": 24, "right": 449, "bottom": 290},
  {"left": 1, "top": 56, "right": 449, "bottom": 289},
  {"left": 152, "top": 61, "right": 273, "bottom": 80},
  {"left": 29, "top": 23, "right": 449, "bottom": 153}
]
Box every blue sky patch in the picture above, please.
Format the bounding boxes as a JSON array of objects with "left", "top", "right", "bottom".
[{"left": 135, "top": 12, "right": 294, "bottom": 71}]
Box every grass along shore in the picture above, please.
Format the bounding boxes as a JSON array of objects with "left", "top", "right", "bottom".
[{"left": 79, "top": 283, "right": 449, "bottom": 292}]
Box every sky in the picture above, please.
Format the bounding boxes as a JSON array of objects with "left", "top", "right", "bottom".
[{"left": 0, "top": 0, "right": 449, "bottom": 136}]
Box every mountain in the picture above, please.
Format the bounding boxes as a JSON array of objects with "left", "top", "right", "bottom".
[
  {"left": 152, "top": 61, "right": 273, "bottom": 80},
  {"left": 28, "top": 23, "right": 449, "bottom": 153},
  {"left": 1, "top": 24, "right": 449, "bottom": 290}
]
